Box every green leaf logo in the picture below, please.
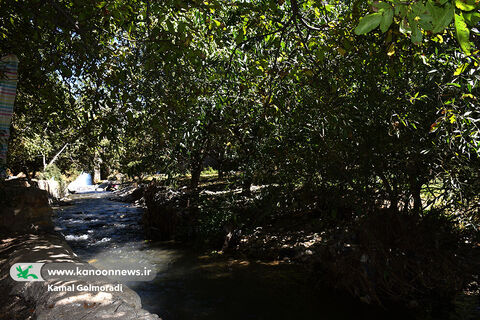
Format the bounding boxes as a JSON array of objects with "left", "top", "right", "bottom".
[{"left": 16, "top": 265, "right": 39, "bottom": 279}]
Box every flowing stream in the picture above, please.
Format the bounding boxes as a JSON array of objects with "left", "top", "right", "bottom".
[{"left": 53, "top": 191, "right": 401, "bottom": 320}]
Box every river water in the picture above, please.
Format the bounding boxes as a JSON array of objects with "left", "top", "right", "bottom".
[{"left": 53, "top": 191, "right": 401, "bottom": 320}]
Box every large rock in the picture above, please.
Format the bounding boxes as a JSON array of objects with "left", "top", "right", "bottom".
[
  {"left": 37, "top": 178, "right": 67, "bottom": 199},
  {"left": 0, "top": 233, "right": 159, "bottom": 320},
  {"left": 0, "top": 183, "right": 53, "bottom": 234}
]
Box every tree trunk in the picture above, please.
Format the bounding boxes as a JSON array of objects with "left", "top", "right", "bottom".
[
  {"left": 93, "top": 150, "right": 102, "bottom": 183},
  {"left": 190, "top": 161, "right": 202, "bottom": 190},
  {"left": 218, "top": 158, "right": 225, "bottom": 180},
  {"left": 412, "top": 183, "right": 422, "bottom": 215},
  {"left": 217, "top": 150, "right": 225, "bottom": 180},
  {"left": 242, "top": 174, "right": 252, "bottom": 196}
]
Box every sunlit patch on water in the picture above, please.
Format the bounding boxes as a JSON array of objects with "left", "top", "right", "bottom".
[
  {"left": 113, "top": 223, "right": 127, "bottom": 228},
  {"left": 65, "top": 234, "right": 89, "bottom": 241},
  {"left": 64, "top": 219, "right": 87, "bottom": 225},
  {"left": 92, "top": 237, "right": 111, "bottom": 245}
]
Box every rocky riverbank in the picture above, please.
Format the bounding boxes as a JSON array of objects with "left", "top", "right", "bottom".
[{"left": 0, "top": 181, "right": 159, "bottom": 320}]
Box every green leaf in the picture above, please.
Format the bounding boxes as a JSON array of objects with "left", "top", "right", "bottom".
[
  {"left": 395, "top": 4, "right": 408, "bottom": 16},
  {"left": 166, "top": 20, "right": 175, "bottom": 33},
  {"left": 380, "top": 8, "right": 394, "bottom": 33},
  {"left": 455, "top": 0, "right": 478, "bottom": 12},
  {"left": 446, "top": 82, "right": 461, "bottom": 87},
  {"left": 454, "top": 62, "right": 469, "bottom": 75},
  {"left": 235, "top": 29, "right": 244, "bottom": 44},
  {"left": 411, "top": 2, "right": 427, "bottom": 16},
  {"left": 430, "top": 2, "right": 454, "bottom": 33},
  {"left": 412, "top": 26, "right": 423, "bottom": 44},
  {"left": 177, "top": 22, "right": 186, "bottom": 34},
  {"left": 373, "top": 1, "right": 392, "bottom": 11},
  {"left": 355, "top": 13, "right": 383, "bottom": 35},
  {"left": 463, "top": 11, "right": 480, "bottom": 26},
  {"left": 454, "top": 12, "right": 472, "bottom": 55},
  {"left": 408, "top": 14, "right": 423, "bottom": 44}
]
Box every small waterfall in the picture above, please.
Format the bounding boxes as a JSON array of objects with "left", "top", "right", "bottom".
[{"left": 67, "top": 172, "right": 94, "bottom": 192}]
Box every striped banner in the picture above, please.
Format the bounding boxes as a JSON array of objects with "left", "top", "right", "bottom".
[{"left": 0, "top": 54, "right": 19, "bottom": 166}]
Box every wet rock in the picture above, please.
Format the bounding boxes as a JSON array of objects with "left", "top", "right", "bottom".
[
  {"left": 109, "top": 184, "right": 146, "bottom": 203},
  {"left": 0, "top": 233, "right": 160, "bottom": 320}
]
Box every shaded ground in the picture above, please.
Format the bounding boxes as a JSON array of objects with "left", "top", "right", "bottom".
[{"left": 118, "top": 177, "right": 480, "bottom": 320}]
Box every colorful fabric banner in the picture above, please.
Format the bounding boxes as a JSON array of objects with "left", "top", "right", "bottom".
[{"left": 0, "top": 54, "right": 19, "bottom": 167}]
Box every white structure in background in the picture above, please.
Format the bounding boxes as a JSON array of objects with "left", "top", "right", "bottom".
[
  {"left": 67, "top": 172, "right": 95, "bottom": 192},
  {"left": 37, "top": 178, "right": 65, "bottom": 199}
]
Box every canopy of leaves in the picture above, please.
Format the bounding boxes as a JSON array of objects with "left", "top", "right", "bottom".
[{"left": 1, "top": 0, "right": 479, "bottom": 215}]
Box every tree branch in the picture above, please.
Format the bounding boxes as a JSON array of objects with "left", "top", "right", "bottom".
[
  {"left": 290, "top": 0, "right": 328, "bottom": 32},
  {"left": 47, "top": 143, "right": 69, "bottom": 168}
]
